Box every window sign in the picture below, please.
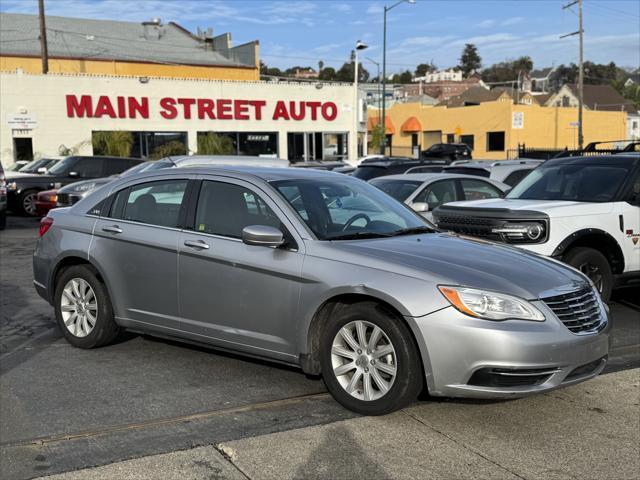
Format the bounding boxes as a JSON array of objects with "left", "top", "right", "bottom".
[{"left": 512, "top": 112, "right": 524, "bottom": 129}]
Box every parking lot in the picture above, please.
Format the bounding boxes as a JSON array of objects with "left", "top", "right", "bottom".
[{"left": 1, "top": 215, "right": 639, "bottom": 479}]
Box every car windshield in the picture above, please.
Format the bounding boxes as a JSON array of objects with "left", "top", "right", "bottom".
[
  {"left": 48, "top": 156, "right": 77, "bottom": 175},
  {"left": 271, "top": 177, "right": 432, "bottom": 240},
  {"left": 18, "top": 158, "right": 53, "bottom": 173},
  {"left": 369, "top": 179, "right": 422, "bottom": 202},
  {"left": 507, "top": 163, "right": 631, "bottom": 202}
]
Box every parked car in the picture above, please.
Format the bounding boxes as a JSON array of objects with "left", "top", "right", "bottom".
[
  {"left": 6, "top": 156, "right": 143, "bottom": 216},
  {"left": 35, "top": 189, "right": 59, "bottom": 217},
  {"left": 370, "top": 173, "right": 509, "bottom": 222},
  {"left": 291, "top": 161, "right": 348, "bottom": 171},
  {"left": 0, "top": 164, "right": 6, "bottom": 229},
  {"left": 443, "top": 159, "right": 543, "bottom": 187},
  {"left": 35, "top": 166, "right": 609, "bottom": 415},
  {"left": 352, "top": 158, "right": 449, "bottom": 181},
  {"left": 434, "top": 154, "right": 640, "bottom": 300},
  {"left": 421, "top": 143, "right": 472, "bottom": 161},
  {"left": 5, "top": 157, "right": 61, "bottom": 178}
]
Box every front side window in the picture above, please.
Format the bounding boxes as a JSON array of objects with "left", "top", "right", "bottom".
[
  {"left": 272, "top": 178, "right": 429, "bottom": 240},
  {"left": 113, "top": 180, "right": 188, "bottom": 227},
  {"left": 503, "top": 169, "right": 532, "bottom": 187},
  {"left": 194, "top": 181, "right": 281, "bottom": 238},
  {"left": 413, "top": 180, "right": 458, "bottom": 210},
  {"left": 507, "top": 164, "right": 631, "bottom": 202},
  {"left": 460, "top": 179, "right": 502, "bottom": 201},
  {"left": 370, "top": 179, "right": 422, "bottom": 202},
  {"left": 73, "top": 159, "right": 103, "bottom": 178}
]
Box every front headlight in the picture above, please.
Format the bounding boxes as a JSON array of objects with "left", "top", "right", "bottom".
[
  {"left": 7, "top": 181, "right": 18, "bottom": 192},
  {"left": 438, "top": 286, "right": 545, "bottom": 321},
  {"left": 491, "top": 221, "right": 546, "bottom": 243}
]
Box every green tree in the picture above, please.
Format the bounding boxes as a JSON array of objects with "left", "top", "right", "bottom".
[
  {"left": 481, "top": 56, "right": 534, "bottom": 84},
  {"left": 415, "top": 62, "right": 437, "bottom": 77},
  {"left": 149, "top": 140, "right": 187, "bottom": 160},
  {"left": 335, "top": 62, "right": 370, "bottom": 82},
  {"left": 318, "top": 66, "right": 336, "bottom": 80},
  {"left": 318, "top": 60, "right": 324, "bottom": 72},
  {"left": 197, "top": 132, "right": 235, "bottom": 155},
  {"left": 369, "top": 124, "right": 385, "bottom": 151},
  {"left": 92, "top": 131, "right": 134, "bottom": 157},
  {"left": 459, "top": 43, "right": 481, "bottom": 77}
]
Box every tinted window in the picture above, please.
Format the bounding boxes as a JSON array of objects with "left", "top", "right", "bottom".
[
  {"left": 370, "top": 179, "right": 422, "bottom": 202},
  {"left": 502, "top": 169, "right": 532, "bottom": 187},
  {"left": 194, "top": 181, "right": 280, "bottom": 238},
  {"left": 73, "top": 158, "right": 103, "bottom": 178},
  {"left": 103, "top": 158, "right": 137, "bottom": 176},
  {"left": 114, "top": 180, "right": 188, "bottom": 227},
  {"left": 48, "top": 156, "right": 78, "bottom": 175},
  {"left": 460, "top": 179, "right": 502, "bottom": 201},
  {"left": 507, "top": 164, "right": 630, "bottom": 202},
  {"left": 352, "top": 166, "right": 388, "bottom": 180},
  {"left": 414, "top": 180, "right": 458, "bottom": 209},
  {"left": 445, "top": 167, "right": 490, "bottom": 177}
]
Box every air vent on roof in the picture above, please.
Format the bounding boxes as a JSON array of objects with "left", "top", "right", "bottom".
[{"left": 141, "top": 19, "right": 163, "bottom": 40}]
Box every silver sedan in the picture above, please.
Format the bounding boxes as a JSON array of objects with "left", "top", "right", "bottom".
[{"left": 33, "top": 167, "right": 609, "bottom": 415}]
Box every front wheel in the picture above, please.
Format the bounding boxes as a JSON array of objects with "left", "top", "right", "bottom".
[
  {"left": 320, "top": 301, "right": 423, "bottom": 415},
  {"left": 18, "top": 189, "right": 38, "bottom": 216},
  {"left": 564, "top": 247, "right": 613, "bottom": 302}
]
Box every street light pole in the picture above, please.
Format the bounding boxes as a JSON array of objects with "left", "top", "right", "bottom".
[
  {"left": 354, "top": 41, "right": 368, "bottom": 160},
  {"left": 381, "top": 0, "right": 416, "bottom": 154},
  {"left": 365, "top": 57, "right": 381, "bottom": 118},
  {"left": 561, "top": 0, "right": 584, "bottom": 149},
  {"left": 38, "top": 0, "right": 49, "bottom": 74}
]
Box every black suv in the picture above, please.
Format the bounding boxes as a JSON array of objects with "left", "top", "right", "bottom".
[
  {"left": 352, "top": 157, "right": 449, "bottom": 181},
  {"left": 421, "top": 143, "right": 472, "bottom": 161},
  {"left": 6, "top": 156, "right": 143, "bottom": 216}
]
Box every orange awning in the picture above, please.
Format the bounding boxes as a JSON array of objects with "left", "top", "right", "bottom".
[
  {"left": 367, "top": 116, "right": 396, "bottom": 135},
  {"left": 401, "top": 116, "right": 422, "bottom": 133}
]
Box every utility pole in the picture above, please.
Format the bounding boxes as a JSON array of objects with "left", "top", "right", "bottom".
[
  {"left": 561, "top": 0, "right": 584, "bottom": 149},
  {"left": 38, "top": 0, "right": 49, "bottom": 74}
]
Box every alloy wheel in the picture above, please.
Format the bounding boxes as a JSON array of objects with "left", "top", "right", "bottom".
[
  {"left": 23, "top": 193, "right": 37, "bottom": 216},
  {"left": 331, "top": 320, "right": 397, "bottom": 401},
  {"left": 60, "top": 278, "right": 98, "bottom": 338},
  {"left": 578, "top": 262, "right": 603, "bottom": 293}
]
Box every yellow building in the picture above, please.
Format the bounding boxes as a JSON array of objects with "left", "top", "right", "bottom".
[
  {"left": 370, "top": 100, "right": 627, "bottom": 160},
  {"left": 0, "top": 13, "right": 259, "bottom": 81}
]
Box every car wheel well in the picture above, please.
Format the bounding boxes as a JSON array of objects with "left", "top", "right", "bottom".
[
  {"left": 301, "top": 294, "right": 423, "bottom": 377},
  {"left": 559, "top": 232, "right": 624, "bottom": 274},
  {"left": 52, "top": 257, "right": 104, "bottom": 297}
]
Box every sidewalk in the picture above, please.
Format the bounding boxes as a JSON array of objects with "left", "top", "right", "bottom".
[{"left": 41, "top": 368, "right": 640, "bottom": 480}]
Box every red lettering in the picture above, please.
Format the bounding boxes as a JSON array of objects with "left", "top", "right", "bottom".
[
  {"left": 272, "top": 101, "right": 290, "bottom": 120},
  {"left": 289, "top": 101, "right": 305, "bottom": 121},
  {"left": 249, "top": 100, "right": 266, "bottom": 120},
  {"left": 94, "top": 95, "right": 117, "bottom": 118},
  {"left": 197, "top": 99, "right": 215, "bottom": 119},
  {"left": 128, "top": 97, "right": 149, "bottom": 119},
  {"left": 66, "top": 95, "right": 93, "bottom": 118},
  {"left": 217, "top": 99, "right": 232, "bottom": 120},
  {"left": 321, "top": 102, "right": 337, "bottom": 121},
  {"left": 160, "top": 97, "right": 178, "bottom": 119},
  {"left": 234, "top": 99, "right": 249, "bottom": 120},
  {"left": 177, "top": 98, "right": 196, "bottom": 119},
  {"left": 116, "top": 96, "right": 126, "bottom": 118},
  {"left": 306, "top": 101, "right": 321, "bottom": 121}
]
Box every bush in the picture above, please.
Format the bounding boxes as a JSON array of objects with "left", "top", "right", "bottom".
[
  {"left": 197, "top": 132, "right": 236, "bottom": 155},
  {"left": 149, "top": 140, "right": 188, "bottom": 160},
  {"left": 92, "top": 131, "right": 134, "bottom": 157}
]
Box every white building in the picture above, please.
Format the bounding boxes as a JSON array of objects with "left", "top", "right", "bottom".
[
  {"left": 414, "top": 69, "right": 462, "bottom": 84},
  {"left": 0, "top": 72, "right": 365, "bottom": 166}
]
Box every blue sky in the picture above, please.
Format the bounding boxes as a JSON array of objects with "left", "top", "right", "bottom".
[{"left": 1, "top": 0, "right": 638, "bottom": 73}]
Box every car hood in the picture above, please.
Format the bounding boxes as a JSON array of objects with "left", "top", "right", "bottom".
[
  {"left": 324, "top": 233, "right": 588, "bottom": 300},
  {"left": 443, "top": 198, "right": 613, "bottom": 216},
  {"left": 58, "top": 177, "right": 113, "bottom": 194},
  {"left": 5, "top": 171, "right": 41, "bottom": 179}
]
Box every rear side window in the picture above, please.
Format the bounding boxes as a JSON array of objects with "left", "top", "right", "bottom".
[
  {"left": 73, "top": 158, "right": 103, "bottom": 178},
  {"left": 460, "top": 179, "right": 503, "bottom": 201},
  {"left": 503, "top": 169, "right": 532, "bottom": 187},
  {"left": 414, "top": 179, "right": 458, "bottom": 209},
  {"left": 112, "top": 180, "right": 188, "bottom": 228}
]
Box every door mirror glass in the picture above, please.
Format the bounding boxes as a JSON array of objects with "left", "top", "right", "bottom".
[
  {"left": 37, "top": 167, "right": 47, "bottom": 174},
  {"left": 411, "top": 202, "right": 429, "bottom": 213},
  {"left": 242, "top": 225, "right": 284, "bottom": 247},
  {"left": 68, "top": 171, "right": 79, "bottom": 178}
]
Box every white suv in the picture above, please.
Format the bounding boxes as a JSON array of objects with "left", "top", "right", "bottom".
[{"left": 434, "top": 154, "right": 640, "bottom": 300}]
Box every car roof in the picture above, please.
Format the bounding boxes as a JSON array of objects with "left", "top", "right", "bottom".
[
  {"left": 169, "top": 155, "right": 289, "bottom": 168},
  {"left": 544, "top": 154, "right": 639, "bottom": 167},
  {"left": 370, "top": 172, "right": 502, "bottom": 182}
]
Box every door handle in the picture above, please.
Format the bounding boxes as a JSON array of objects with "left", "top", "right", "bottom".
[
  {"left": 184, "top": 239, "right": 210, "bottom": 250},
  {"left": 102, "top": 225, "right": 123, "bottom": 234}
]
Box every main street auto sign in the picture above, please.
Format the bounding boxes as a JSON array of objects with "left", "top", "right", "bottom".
[
  {"left": 7, "top": 114, "right": 37, "bottom": 129},
  {"left": 65, "top": 95, "right": 338, "bottom": 121}
]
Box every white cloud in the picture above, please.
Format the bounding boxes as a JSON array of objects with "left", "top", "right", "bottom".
[
  {"left": 476, "top": 19, "right": 495, "bottom": 28},
  {"left": 501, "top": 16, "right": 524, "bottom": 26},
  {"left": 366, "top": 3, "right": 383, "bottom": 15}
]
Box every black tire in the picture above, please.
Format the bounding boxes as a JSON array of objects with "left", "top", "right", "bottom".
[
  {"left": 320, "top": 301, "right": 423, "bottom": 415},
  {"left": 0, "top": 210, "right": 5, "bottom": 230},
  {"left": 17, "top": 189, "right": 38, "bottom": 216},
  {"left": 564, "top": 247, "right": 613, "bottom": 302},
  {"left": 54, "top": 265, "right": 120, "bottom": 348}
]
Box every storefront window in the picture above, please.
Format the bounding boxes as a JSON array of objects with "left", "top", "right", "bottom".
[
  {"left": 323, "top": 133, "right": 348, "bottom": 161},
  {"left": 197, "top": 132, "right": 278, "bottom": 157},
  {"left": 92, "top": 131, "right": 187, "bottom": 158},
  {"left": 287, "top": 132, "right": 347, "bottom": 162}
]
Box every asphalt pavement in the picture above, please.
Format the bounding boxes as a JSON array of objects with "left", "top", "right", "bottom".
[{"left": 1, "top": 215, "right": 639, "bottom": 479}]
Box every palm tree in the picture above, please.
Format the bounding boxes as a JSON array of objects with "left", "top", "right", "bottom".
[
  {"left": 197, "top": 132, "right": 236, "bottom": 155},
  {"left": 92, "top": 131, "right": 134, "bottom": 157}
]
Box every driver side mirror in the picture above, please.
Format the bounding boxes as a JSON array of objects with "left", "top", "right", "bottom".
[
  {"left": 242, "top": 225, "right": 284, "bottom": 247},
  {"left": 410, "top": 202, "right": 429, "bottom": 213},
  {"left": 37, "top": 167, "right": 47, "bottom": 174},
  {"left": 68, "top": 171, "right": 79, "bottom": 178}
]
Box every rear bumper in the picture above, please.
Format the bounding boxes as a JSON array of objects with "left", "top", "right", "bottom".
[{"left": 413, "top": 302, "right": 610, "bottom": 399}]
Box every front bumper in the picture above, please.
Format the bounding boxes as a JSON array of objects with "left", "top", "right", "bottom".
[{"left": 413, "top": 301, "right": 610, "bottom": 398}]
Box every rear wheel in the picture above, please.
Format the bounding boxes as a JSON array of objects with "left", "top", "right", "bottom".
[
  {"left": 564, "top": 247, "right": 613, "bottom": 301},
  {"left": 320, "top": 301, "right": 423, "bottom": 415},
  {"left": 54, "top": 265, "right": 120, "bottom": 348},
  {"left": 18, "top": 189, "right": 38, "bottom": 216}
]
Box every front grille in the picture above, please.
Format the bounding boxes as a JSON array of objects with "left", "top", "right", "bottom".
[
  {"left": 542, "top": 287, "right": 604, "bottom": 334},
  {"left": 57, "top": 193, "right": 81, "bottom": 207},
  {"left": 435, "top": 215, "right": 501, "bottom": 240}
]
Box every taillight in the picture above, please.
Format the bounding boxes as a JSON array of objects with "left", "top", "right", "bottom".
[{"left": 39, "top": 217, "right": 54, "bottom": 237}]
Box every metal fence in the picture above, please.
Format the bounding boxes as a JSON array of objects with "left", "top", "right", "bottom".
[{"left": 511, "top": 141, "right": 638, "bottom": 160}]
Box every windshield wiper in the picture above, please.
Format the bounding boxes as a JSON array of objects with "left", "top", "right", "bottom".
[
  {"left": 327, "top": 231, "right": 394, "bottom": 241},
  {"left": 388, "top": 226, "right": 434, "bottom": 237}
]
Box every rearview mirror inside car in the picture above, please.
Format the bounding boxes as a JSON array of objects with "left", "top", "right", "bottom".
[
  {"left": 411, "top": 202, "right": 429, "bottom": 213},
  {"left": 242, "top": 225, "right": 284, "bottom": 247}
]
